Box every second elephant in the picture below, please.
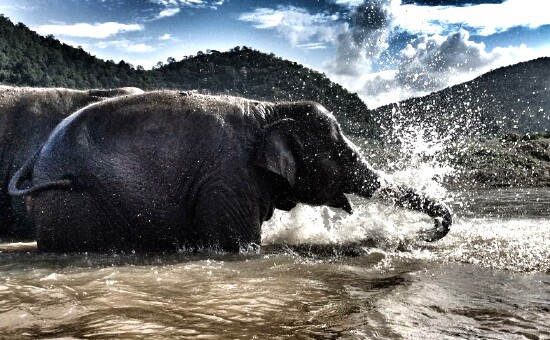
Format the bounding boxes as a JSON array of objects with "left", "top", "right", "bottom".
[{"left": 0, "top": 85, "right": 143, "bottom": 239}]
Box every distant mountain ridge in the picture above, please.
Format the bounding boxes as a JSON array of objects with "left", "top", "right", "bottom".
[
  {"left": 371, "top": 57, "right": 550, "bottom": 140},
  {"left": 0, "top": 15, "right": 371, "bottom": 135}
]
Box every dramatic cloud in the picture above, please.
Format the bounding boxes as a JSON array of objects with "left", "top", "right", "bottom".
[
  {"left": 395, "top": 0, "right": 550, "bottom": 36},
  {"left": 96, "top": 40, "right": 155, "bottom": 53},
  {"left": 238, "top": 0, "right": 549, "bottom": 107},
  {"left": 325, "top": 0, "right": 399, "bottom": 76},
  {"left": 35, "top": 22, "right": 143, "bottom": 39},
  {"left": 395, "top": 30, "right": 495, "bottom": 91},
  {"left": 356, "top": 30, "right": 543, "bottom": 107},
  {"left": 238, "top": 6, "right": 339, "bottom": 47},
  {"left": 320, "top": 0, "right": 550, "bottom": 107}
]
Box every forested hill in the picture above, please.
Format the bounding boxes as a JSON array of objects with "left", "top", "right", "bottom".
[
  {"left": 0, "top": 15, "right": 372, "bottom": 135},
  {"left": 372, "top": 57, "right": 550, "bottom": 140}
]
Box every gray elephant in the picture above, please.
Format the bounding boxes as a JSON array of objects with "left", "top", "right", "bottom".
[
  {"left": 9, "top": 91, "right": 451, "bottom": 252},
  {"left": 0, "top": 85, "right": 143, "bottom": 239}
]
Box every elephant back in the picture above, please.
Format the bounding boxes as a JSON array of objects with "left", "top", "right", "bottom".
[{"left": 270, "top": 101, "right": 338, "bottom": 127}]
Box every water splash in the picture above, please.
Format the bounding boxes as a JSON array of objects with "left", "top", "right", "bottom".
[
  {"left": 261, "top": 200, "right": 431, "bottom": 251},
  {"left": 263, "top": 123, "right": 455, "bottom": 251}
]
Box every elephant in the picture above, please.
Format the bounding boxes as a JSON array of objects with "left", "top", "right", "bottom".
[
  {"left": 9, "top": 91, "right": 452, "bottom": 252},
  {"left": 0, "top": 85, "right": 143, "bottom": 239}
]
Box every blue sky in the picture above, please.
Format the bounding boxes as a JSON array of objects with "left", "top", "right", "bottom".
[{"left": 1, "top": 0, "right": 549, "bottom": 107}]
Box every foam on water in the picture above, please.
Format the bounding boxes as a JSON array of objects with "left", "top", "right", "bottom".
[
  {"left": 262, "top": 201, "right": 431, "bottom": 249},
  {"left": 262, "top": 203, "right": 550, "bottom": 273}
]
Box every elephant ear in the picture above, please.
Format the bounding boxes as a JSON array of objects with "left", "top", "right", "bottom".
[{"left": 255, "top": 118, "right": 299, "bottom": 189}]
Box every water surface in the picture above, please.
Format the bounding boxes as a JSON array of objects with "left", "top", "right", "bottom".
[{"left": 1, "top": 188, "right": 549, "bottom": 339}]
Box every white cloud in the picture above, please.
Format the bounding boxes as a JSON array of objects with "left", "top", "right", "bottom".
[
  {"left": 157, "top": 7, "right": 181, "bottom": 18},
  {"left": 241, "top": 0, "right": 549, "bottom": 108},
  {"left": 156, "top": 0, "right": 207, "bottom": 6},
  {"left": 395, "top": 0, "right": 550, "bottom": 36},
  {"left": 159, "top": 33, "right": 172, "bottom": 40},
  {"left": 331, "top": 0, "right": 365, "bottom": 7},
  {"left": 325, "top": 0, "right": 399, "bottom": 76},
  {"left": 238, "top": 6, "right": 340, "bottom": 46},
  {"left": 96, "top": 40, "right": 155, "bottom": 53},
  {"left": 153, "top": 0, "right": 225, "bottom": 18},
  {"left": 35, "top": 22, "right": 143, "bottom": 39}
]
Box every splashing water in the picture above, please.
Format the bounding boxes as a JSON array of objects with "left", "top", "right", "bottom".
[
  {"left": 384, "top": 125, "right": 455, "bottom": 197},
  {"left": 264, "top": 124, "right": 453, "bottom": 245},
  {"left": 262, "top": 127, "right": 550, "bottom": 274}
]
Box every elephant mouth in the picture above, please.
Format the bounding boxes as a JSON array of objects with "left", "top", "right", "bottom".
[{"left": 327, "top": 190, "right": 353, "bottom": 214}]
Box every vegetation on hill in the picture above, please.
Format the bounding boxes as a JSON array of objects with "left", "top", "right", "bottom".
[
  {"left": 448, "top": 132, "right": 550, "bottom": 188},
  {"left": 372, "top": 58, "right": 550, "bottom": 140},
  {"left": 0, "top": 14, "right": 372, "bottom": 135}
]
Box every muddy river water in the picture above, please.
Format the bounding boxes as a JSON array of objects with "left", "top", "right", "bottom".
[{"left": 1, "top": 188, "right": 549, "bottom": 339}]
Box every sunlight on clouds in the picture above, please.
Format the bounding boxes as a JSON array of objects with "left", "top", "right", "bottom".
[
  {"left": 396, "top": 0, "right": 550, "bottom": 36},
  {"left": 331, "top": 0, "right": 365, "bottom": 6},
  {"left": 238, "top": 6, "right": 339, "bottom": 46},
  {"left": 240, "top": 9, "right": 284, "bottom": 29},
  {"left": 238, "top": 0, "right": 549, "bottom": 107},
  {"left": 321, "top": 0, "right": 550, "bottom": 107},
  {"left": 352, "top": 41, "right": 543, "bottom": 108},
  {"left": 35, "top": 22, "right": 143, "bottom": 39},
  {"left": 325, "top": 0, "right": 399, "bottom": 76}
]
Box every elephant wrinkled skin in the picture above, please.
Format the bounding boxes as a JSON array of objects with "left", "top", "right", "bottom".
[
  {"left": 9, "top": 91, "right": 452, "bottom": 252},
  {"left": 0, "top": 86, "right": 143, "bottom": 239}
]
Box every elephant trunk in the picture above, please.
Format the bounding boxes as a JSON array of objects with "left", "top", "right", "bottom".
[{"left": 349, "top": 159, "right": 452, "bottom": 242}]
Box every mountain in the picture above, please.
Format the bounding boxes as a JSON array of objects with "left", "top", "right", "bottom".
[
  {"left": 0, "top": 15, "right": 372, "bottom": 136},
  {"left": 371, "top": 57, "right": 550, "bottom": 141},
  {"left": 3, "top": 13, "right": 550, "bottom": 141}
]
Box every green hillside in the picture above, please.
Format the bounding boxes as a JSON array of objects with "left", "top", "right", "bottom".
[{"left": 0, "top": 14, "right": 372, "bottom": 136}]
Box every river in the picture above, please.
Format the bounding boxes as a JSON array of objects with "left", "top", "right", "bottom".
[{"left": 1, "top": 188, "right": 549, "bottom": 339}]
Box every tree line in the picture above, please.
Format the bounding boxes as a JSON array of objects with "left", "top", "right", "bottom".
[{"left": 0, "top": 15, "right": 375, "bottom": 137}]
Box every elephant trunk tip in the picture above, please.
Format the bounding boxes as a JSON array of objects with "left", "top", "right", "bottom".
[
  {"left": 419, "top": 202, "right": 452, "bottom": 242},
  {"left": 375, "top": 185, "right": 453, "bottom": 242}
]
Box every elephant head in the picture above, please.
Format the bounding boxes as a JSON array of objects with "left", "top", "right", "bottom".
[{"left": 255, "top": 102, "right": 452, "bottom": 242}]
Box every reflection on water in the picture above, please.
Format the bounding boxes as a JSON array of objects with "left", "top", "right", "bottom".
[{"left": 1, "top": 188, "right": 550, "bottom": 338}]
